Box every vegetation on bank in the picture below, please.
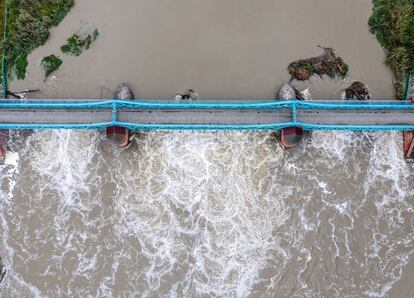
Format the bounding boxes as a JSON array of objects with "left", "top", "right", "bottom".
[
  {"left": 369, "top": 0, "right": 414, "bottom": 99},
  {"left": 41, "top": 54, "right": 62, "bottom": 77},
  {"left": 61, "top": 29, "right": 99, "bottom": 56},
  {"left": 1, "top": 0, "right": 74, "bottom": 80}
]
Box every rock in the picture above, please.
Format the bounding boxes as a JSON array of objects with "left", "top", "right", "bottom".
[
  {"left": 278, "top": 83, "right": 296, "bottom": 100},
  {"left": 114, "top": 83, "right": 134, "bottom": 100},
  {"left": 294, "top": 87, "right": 312, "bottom": 100},
  {"left": 300, "top": 88, "right": 312, "bottom": 100},
  {"left": 188, "top": 89, "right": 199, "bottom": 100},
  {"left": 175, "top": 89, "right": 199, "bottom": 101}
]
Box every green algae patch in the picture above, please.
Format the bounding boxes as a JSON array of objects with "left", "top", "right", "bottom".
[
  {"left": 41, "top": 55, "right": 62, "bottom": 78},
  {"left": 3, "top": 0, "right": 74, "bottom": 80},
  {"left": 369, "top": 0, "right": 414, "bottom": 98},
  {"left": 288, "top": 46, "right": 349, "bottom": 81},
  {"left": 61, "top": 29, "right": 99, "bottom": 56}
]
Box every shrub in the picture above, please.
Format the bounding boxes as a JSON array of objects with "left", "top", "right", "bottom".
[
  {"left": 3, "top": 0, "right": 74, "bottom": 79},
  {"left": 15, "top": 55, "right": 28, "bottom": 79},
  {"left": 369, "top": 0, "right": 414, "bottom": 98}
]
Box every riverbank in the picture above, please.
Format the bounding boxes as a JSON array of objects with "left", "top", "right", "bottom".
[
  {"left": 1, "top": 0, "right": 73, "bottom": 80},
  {"left": 369, "top": 0, "right": 414, "bottom": 99}
]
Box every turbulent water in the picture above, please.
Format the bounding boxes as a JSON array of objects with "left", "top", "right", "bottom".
[{"left": 0, "top": 130, "right": 412, "bottom": 297}]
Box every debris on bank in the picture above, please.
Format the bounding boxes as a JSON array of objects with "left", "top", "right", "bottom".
[
  {"left": 7, "top": 89, "right": 39, "bottom": 99},
  {"left": 41, "top": 55, "right": 63, "bottom": 78},
  {"left": 61, "top": 29, "right": 99, "bottom": 56},
  {"left": 175, "top": 89, "right": 199, "bottom": 100},
  {"left": 342, "top": 81, "right": 370, "bottom": 100},
  {"left": 288, "top": 46, "right": 349, "bottom": 81}
]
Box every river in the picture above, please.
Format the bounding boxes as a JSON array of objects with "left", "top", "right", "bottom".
[{"left": 2, "top": 0, "right": 414, "bottom": 297}]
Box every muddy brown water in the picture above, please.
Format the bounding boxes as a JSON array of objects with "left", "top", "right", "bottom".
[
  {"left": 12, "top": 0, "right": 394, "bottom": 100},
  {"left": 2, "top": 0, "right": 414, "bottom": 297}
]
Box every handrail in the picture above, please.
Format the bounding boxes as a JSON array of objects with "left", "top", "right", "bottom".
[
  {"left": 0, "top": 99, "right": 413, "bottom": 109},
  {"left": 0, "top": 99, "right": 413, "bottom": 131}
]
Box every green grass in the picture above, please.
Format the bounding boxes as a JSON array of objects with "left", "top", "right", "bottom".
[
  {"left": 3, "top": 0, "right": 74, "bottom": 80},
  {"left": 303, "top": 63, "right": 315, "bottom": 74},
  {"left": 61, "top": 29, "right": 99, "bottom": 56},
  {"left": 369, "top": 0, "right": 414, "bottom": 98},
  {"left": 41, "top": 54, "right": 62, "bottom": 78},
  {"left": 15, "top": 55, "right": 27, "bottom": 79}
]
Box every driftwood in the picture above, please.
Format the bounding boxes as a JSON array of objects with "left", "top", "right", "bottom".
[
  {"left": 175, "top": 89, "right": 199, "bottom": 100},
  {"left": 288, "top": 46, "right": 349, "bottom": 81},
  {"left": 343, "top": 81, "right": 370, "bottom": 100},
  {"left": 6, "top": 89, "right": 40, "bottom": 99}
]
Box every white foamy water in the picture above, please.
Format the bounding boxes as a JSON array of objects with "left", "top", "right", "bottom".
[{"left": 0, "top": 130, "right": 412, "bottom": 297}]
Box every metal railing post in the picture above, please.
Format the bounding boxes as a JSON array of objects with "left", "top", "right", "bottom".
[
  {"left": 112, "top": 100, "right": 117, "bottom": 125},
  {"left": 292, "top": 100, "right": 297, "bottom": 125}
]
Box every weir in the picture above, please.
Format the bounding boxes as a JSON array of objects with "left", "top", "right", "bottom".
[
  {"left": 1, "top": 97, "right": 414, "bottom": 163},
  {"left": 0, "top": 99, "right": 414, "bottom": 130}
]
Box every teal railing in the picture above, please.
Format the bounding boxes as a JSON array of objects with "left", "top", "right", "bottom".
[{"left": 0, "top": 99, "right": 413, "bottom": 131}]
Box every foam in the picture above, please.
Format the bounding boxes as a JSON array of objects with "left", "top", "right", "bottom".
[
  {"left": 4, "top": 152, "right": 19, "bottom": 168},
  {"left": 0, "top": 130, "right": 412, "bottom": 297}
]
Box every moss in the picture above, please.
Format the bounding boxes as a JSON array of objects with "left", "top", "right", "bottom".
[
  {"left": 61, "top": 29, "right": 99, "bottom": 56},
  {"left": 369, "top": 0, "right": 414, "bottom": 98},
  {"left": 41, "top": 54, "right": 62, "bottom": 77},
  {"left": 2, "top": 0, "right": 74, "bottom": 80},
  {"left": 341, "top": 63, "right": 349, "bottom": 77}
]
